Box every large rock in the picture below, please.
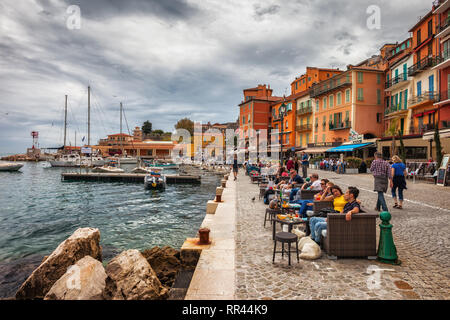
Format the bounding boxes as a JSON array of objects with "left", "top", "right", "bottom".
[
  {"left": 104, "top": 249, "right": 168, "bottom": 300},
  {"left": 44, "top": 256, "right": 107, "bottom": 300},
  {"left": 16, "top": 228, "right": 102, "bottom": 299},
  {"left": 141, "top": 246, "right": 181, "bottom": 288}
]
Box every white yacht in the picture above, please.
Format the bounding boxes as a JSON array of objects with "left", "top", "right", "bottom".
[
  {"left": 49, "top": 154, "right": 81, "bottom": 167},
  {"left": 0, "top": 161, "right": 24, "bottom": 172}
]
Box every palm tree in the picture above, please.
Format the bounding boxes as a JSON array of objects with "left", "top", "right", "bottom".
[{"left": 385, "top": 118, "right": 399, "bottom": 157}]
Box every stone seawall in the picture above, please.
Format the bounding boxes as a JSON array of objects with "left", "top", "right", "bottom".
[{"left": 183, "top": 170, "right": 236, "bottom": 300}]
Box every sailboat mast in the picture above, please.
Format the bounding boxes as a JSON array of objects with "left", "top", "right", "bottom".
[
  {"left": 64, "top": 95, "right": 68, "bottom": 148},
  {"left": 88, "top": 86, "right": 91, "bottom": 147},
  {"left": 120, "top": 102, "right": 123, "bottom": 155}
]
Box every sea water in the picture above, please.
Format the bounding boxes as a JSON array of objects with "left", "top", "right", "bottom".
[{"left": 0, "top": 162, "right": 221, "bottom": 297}]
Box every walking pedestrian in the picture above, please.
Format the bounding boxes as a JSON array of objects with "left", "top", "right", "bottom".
[
  {"left": 390, "top": 155, "right": 407, "bottom": 209},
  {"left": 370, "top": 152, "right": 391, "bottom": 212},
  {"left": 232, "top": 154, "right": 239, "bottom": 181},
  {"left": 301, "top": 151, "right": 309, "bottom": 178},
  {"left": 294, "top": 155, "right": 299, "bottom": 172}
]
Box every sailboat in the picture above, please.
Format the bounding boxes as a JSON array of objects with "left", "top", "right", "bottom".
[
  {"left": 116, "top": 102, "right": 137, "bottom": 164},
  {"left": 49, "top": 91, "right": 105, "bottom": 168}
]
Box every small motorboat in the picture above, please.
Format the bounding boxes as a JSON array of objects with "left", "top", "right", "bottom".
[
  {"left": 91, "top": 166, "right": 125, "bottom": 173},
  {"left": 0, "top": 162, "right": 24, "bottom": 172},
  {"left": 131, "top": 166, "right": 163, "bottom": 174},
  {"left": 144, "top": 173, "right": 166, "bottom": 190},
  {"left": 49, "top": 154, "right": 81, "bottom": 167}
]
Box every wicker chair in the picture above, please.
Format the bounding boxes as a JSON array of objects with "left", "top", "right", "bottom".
[
  {"left": 313, "top": 200, "right": 333, "bottom": 214},
  {"left": 322, "top": 211, "right": 379, "bottom": 259},
  {"left": 300, "top": 190, "right": 317, "bottom": 200}
]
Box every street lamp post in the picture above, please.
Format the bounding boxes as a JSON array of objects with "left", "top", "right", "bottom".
[{"left": 279, "top": 102, "right": 287, "bottom": 166}]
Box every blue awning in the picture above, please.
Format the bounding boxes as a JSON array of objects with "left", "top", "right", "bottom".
[{"left": 326, "top": 143, "right": 374, "bottom": 152}]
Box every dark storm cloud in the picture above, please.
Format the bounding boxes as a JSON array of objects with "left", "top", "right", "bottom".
[
  {"left": 0, "top": 0, "right": 434, "bottom": 154},
  {"left": 37, "top": 0, "right": 199, "bottom": 20},
  {"left": 254, "top": 3, "right": 281, "bottom": 18}
]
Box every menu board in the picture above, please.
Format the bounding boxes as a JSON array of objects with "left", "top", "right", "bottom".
[{"left": 437, "top": 155, "right": 449, "bottom": 186}]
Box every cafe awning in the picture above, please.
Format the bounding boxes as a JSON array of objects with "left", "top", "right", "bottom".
[
  {"left": 326, "top": 142, "right": 374, "bottom": 153},
  {"left": 300, "top": 147, "right": 332, "bottom": 154}
]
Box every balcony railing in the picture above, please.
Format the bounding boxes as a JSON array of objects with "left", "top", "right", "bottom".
[
  {"left": 385, "top": 73, "right": 408, "bottom": 89},
  {"left": 310, "top": 76, "right": 352, "bottom": 98},
  {"left": 437, "top": 89, "right": 450, "bottom": 102},
  {"left": 408, "top": 91, "right": 439, "bottom": 107},
  {"left": 434, "top": 48, "right": 450, "bottom": 67},
  {"left": 384, "top": 103, "right": 408, "bottom": 115},
  {"left": 409, "top": 123, "right": 437, "bottom": 135},
  {"left": 408, "top": 56, "right": 440, "bottom": 76},
  {"left": 329, "top": 120, "right": 351, "bottom": 130},
  {"left": 297, "top": 106, "right": 312, "bottom": 115},
  {"left": 296, "top": 124, "right": 312, "bottom": 131},
  {"left": 436, "top": 16, "right": 450, "bottom": 34}
]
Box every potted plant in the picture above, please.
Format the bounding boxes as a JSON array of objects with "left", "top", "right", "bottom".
[{"left": 344, "top": 157, "right": 363, "bottom": 174}]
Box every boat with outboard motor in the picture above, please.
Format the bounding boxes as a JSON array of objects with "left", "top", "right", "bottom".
[{"left": 144, "top": 171, "right": 166, "bottom": 190}]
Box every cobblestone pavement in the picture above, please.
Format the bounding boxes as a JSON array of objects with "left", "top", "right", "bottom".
[{"left": 235, "top": 170, "right": 449, "bottom": 300}]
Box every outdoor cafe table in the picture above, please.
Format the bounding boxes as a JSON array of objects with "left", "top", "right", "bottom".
[{"left": 272, "top": 214, "right": 306, "bottom": 240}]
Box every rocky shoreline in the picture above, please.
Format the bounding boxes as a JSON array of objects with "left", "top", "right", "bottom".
[{"left": 7, "top": 228, "right": 199, "bottom": 300}]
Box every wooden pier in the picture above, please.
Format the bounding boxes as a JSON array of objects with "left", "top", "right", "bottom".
[{"left": 61, "top": 173, "right": 201, "bottom": 184}]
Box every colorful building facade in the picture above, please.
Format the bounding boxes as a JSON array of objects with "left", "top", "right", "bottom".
[{"left": 311, "top": 67, "right": 385, "bottom": 144}]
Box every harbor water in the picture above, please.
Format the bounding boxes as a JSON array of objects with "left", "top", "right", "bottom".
[{"left": 0, "top": 161, "right": 221, "bottom": 298}]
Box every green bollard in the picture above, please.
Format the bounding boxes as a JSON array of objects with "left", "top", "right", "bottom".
[{"left": 377, "top": 211, "right": 401, "bottom": 265}]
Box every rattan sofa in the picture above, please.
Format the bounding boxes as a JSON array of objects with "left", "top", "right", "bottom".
[{"left": 322, "top": 211, "right": 379, "bottom": 259}]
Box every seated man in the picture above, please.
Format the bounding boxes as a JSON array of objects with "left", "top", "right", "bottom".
[
  {"left": 289, "top": 173, "right": 321, "bottom": 202},
  {"left": 309, "top": 186, "right": 361, "bottom": 244},
  {"left": 286, "top": 170, "right": 305, "bottom": 201}
]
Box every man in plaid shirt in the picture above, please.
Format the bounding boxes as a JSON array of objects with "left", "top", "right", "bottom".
[{"left": 370, "top": 152, "right": 392, "bottom": 211}]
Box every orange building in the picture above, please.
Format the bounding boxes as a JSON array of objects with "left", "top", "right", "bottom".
[
  {"left": 95, "top": 131, "right": 175, "bottom": 159},
  {"left": 238, "top": 84, "right": 282, "bottom": 155},
  {"left": 383, "top": 38, "right": 414, "bottom": 136},
  {"left": 311, "top": 66, "right": 385, "bottom": 145},
  {"left": 407, "top": 10, "right": 440, "bottom": 136},
  {"left": 290, "top": 67, "right": 343, "bottom": 95},
  {"left": 291, "top": 68, "right": 343, "bottom": 151},
  {"left": 433, "top": 0, "right": 450, "bottom": 136}
]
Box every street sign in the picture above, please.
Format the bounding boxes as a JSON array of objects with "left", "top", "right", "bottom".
[{"left": 81, "top": 147, "right": 92, "bottom": 154}]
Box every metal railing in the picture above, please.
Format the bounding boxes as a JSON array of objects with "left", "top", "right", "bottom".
[
  {"left": 310, "top": 76, "right": 352, "bottom": 98},
  {"left": 409, "top": 123, "right": 437, "bottom": 135},
  {"left": 436, "top": 16, "right": 450, "bottom": 34},
  {"left": 297, "top": 106, "right": 312, "bottom": 115},
  {"left": 435, "top": 48, "right": 450, "bottom": 67},
  {"left": 329, "top": 120, "right": 351, "bottom": 130},
  {"left": 296, "top": 124, "right": 312, "bottom": 131},
  {"left": 408, "top": 56, "right": 440, "bottom": 76},
  {"left": 408, "top": 91, "right": 439, "bottom": 106},
  {"left": 385, "top": 73, "right": 408, "bottom": 89}
]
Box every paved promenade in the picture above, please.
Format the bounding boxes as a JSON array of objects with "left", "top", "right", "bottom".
[{"left": 235, "top": 169, "right": 449, "bottom": 300}]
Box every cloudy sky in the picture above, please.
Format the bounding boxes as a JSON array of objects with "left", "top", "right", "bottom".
[{"left": 0, "top": 0, "right": 431, "bottom": 154}]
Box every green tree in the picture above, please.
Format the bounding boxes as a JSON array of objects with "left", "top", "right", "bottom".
[
  {"left": 385, "top": 119, "right": 398, "bottom": 157},
  {"left": 142, "top": 121, "right": 152, "bottom": 135},
  {"left": 434, "top": 124, "right": 443, "bottom": 166},
  {"left": 152, "top": 129, "right": 164, "bottom": 135},
  {"left": 174, "top": 118, "right": 194, "bottom": 136}
]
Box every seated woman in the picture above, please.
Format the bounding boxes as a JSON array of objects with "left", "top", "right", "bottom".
[
  {"left": 309, "top": 187, "right": 361, "bottom": 244},
  {"left": 290, "top": 179, "right": 330, "bottom": 217}
]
